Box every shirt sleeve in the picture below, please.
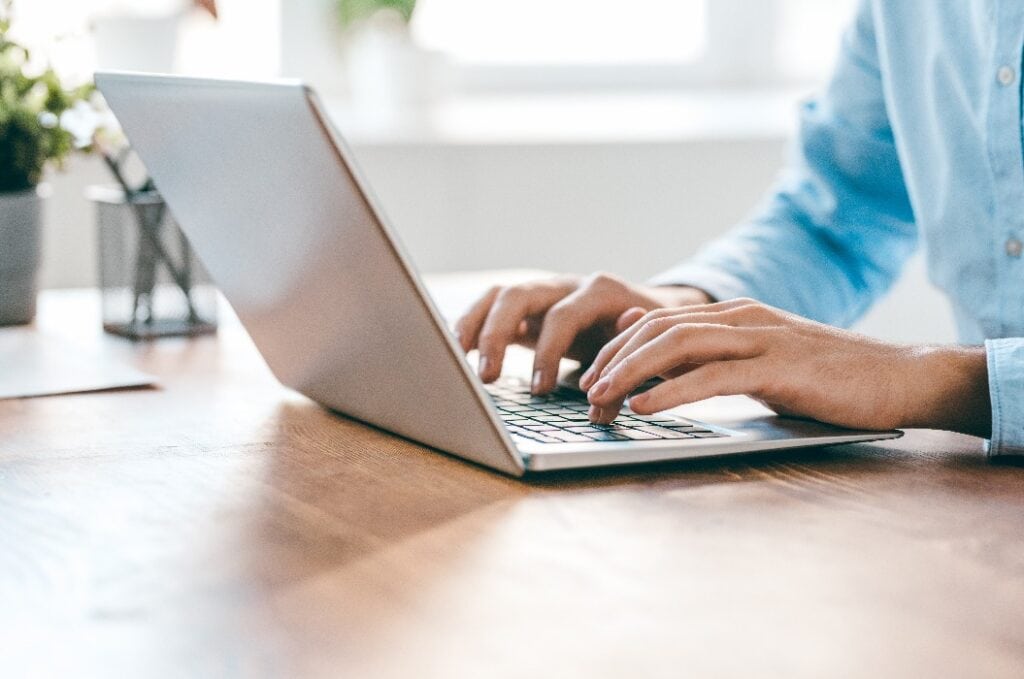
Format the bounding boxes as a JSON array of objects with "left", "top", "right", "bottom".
[
  {"left": 985, "top": 339, "right": 1024, "bottom": 457},
  {"left": 650, "top": 0, "right": 917, "bottom": 328}
]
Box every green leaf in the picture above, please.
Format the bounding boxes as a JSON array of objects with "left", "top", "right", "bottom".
[
  {"left": 0, "top": 1, "right": 92, "bottom": 191},
  {"left": 337, "top": 0, "right": 416, "bottom": 28}
]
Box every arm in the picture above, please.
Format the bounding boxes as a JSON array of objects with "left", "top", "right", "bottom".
[
  {"left": 581, "top": 4, "right": 995, "bottom": 444},
  {"left": 581, "top": 300, "right": 992, "bottom": 439},
  {"left": 454, "top": 2, "right": 905, "bottom": 395},
  {"left": 651, "top": 1, "right": 917, "bottom": 327}
]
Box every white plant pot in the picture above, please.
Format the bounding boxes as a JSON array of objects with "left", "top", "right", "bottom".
[
  {"left": 0, "top": 187, "right": 44, "bottom": 326},
  {"left": 345, "top": 23, "right": 441, "bottom": 116}
]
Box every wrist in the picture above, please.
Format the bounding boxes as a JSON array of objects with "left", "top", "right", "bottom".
[{"left": 901, "top": 345, "right": 991, "bottom": 437}]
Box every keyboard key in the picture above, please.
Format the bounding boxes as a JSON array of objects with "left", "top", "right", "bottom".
[
  {"left": 566, "top": 425, "right": 611, "bottom": 434},
  {"left": 646, "top": 429, "right": 694, "bottom": 440},
  {"left": 619, "top": 429, "right": 660, "bottom": 440},
  {"left": 635, "top": 426, "right": 683, "bottom": 437},
  {"left": 549, "top": 432, "right": 592, "bottom": 443},
  {"left": 584, "top": 431, "right": 631, "bottom": 441},
  {"left": 486, "top": 379, "right": 727, "bottom": 445}
]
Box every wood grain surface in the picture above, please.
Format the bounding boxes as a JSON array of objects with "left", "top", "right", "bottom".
[{"left": 2, "top": 279, "right": 1023, "bottom": 679}]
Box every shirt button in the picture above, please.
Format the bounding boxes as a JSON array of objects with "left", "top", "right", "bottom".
[
  {"left": 998, "top": 65, "right": 1016, "bottom": 86},
  {"left": 1006, "top": 237, "right": 1023, "bottom": 258}
]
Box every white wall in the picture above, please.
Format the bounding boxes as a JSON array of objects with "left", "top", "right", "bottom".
[{"left": 38, "top": 133, "right": 956, "bottom": 344}]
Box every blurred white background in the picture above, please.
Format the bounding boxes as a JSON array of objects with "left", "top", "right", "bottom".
[{"left": 17, "top": 0, "right": 955, "bottom": 342}]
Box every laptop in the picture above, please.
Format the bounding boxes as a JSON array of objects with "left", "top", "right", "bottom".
[{"left": 95, "top": 73, "right": 902, "bottom": 477}]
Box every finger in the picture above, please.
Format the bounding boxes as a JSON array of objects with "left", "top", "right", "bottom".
[
  {"left": 587, "top": 321, "right": 758, "bottom": 425},
  {"left": 595, "top": 298, "right": 776, "bottom": 380},
  {"left": 587, "top": 305, "right": 749, "bottom": 390},
  {"left": 453, "top": 286, "right": 500, "bottom": 352},
  {"left": 528, "top": 287, "right": 617, "bottom": 393},
  {"left": 627, "top": 360, "right": 764, "bottom": 414},
  {"left": 578, "top": 306, "right": 648, "bottom": 391},
  {"left": 580, "top": 297, "right": 763, "bottom": 390},
  {"left": 588, "top": 324, "right": 761, "bottom": 408},
  {"left": 616, "top": 306, "right": 648, "bottom": 333},
  {"left": 477, "top": 282, "right": 573, "bottom": 382}
]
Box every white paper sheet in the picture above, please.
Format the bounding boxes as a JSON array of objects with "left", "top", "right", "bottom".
[{"left": 0, "top": 329, "right": 157, "bottom": 399}]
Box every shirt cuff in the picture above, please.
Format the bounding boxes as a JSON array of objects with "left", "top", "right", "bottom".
[
  {"left": 985, "top": 338, "right": 1024, "bottom": 457},
  {"left": 646, "top": 262, "right": 756, "bottom": 303}
]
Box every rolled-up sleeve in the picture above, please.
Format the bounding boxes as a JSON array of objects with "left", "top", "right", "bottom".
[
  {"left": 651, "top": 0, "right": 917, "bottom": 328},
  {"left": 985, "top": 338, "right": 1024, "bottom": 457}
]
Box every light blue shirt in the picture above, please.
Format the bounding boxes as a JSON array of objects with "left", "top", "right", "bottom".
[{"left": 653, "top": 1, "right": 1024, "bottom": 456}]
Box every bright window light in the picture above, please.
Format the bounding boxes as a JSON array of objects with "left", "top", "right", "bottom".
[
  {"left": 412, "top": 0, "right": 707, "bottom": 64},
  {"left": 6, "top": 0, "right": 278, "bottom": 83},
  {"left": 775, "top": 0, "right": 859, "bottom": 81}
]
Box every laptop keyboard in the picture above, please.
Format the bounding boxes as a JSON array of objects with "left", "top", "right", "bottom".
[{"left": 485, "top": 378, "right": 729, "bottom": 446}]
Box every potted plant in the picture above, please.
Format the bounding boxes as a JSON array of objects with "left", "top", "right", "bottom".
[
  {"left": 0, "top": 0, "right": 91, "bottom": 325},
  {"left": 338, "top": 0, "right": 442, "bottom": 114},
  {"left": 338, "top": 0, "right": 415, "bottom": 27}
]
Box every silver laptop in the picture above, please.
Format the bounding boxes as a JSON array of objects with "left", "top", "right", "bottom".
[{"left": 95, "top": 73, "right": 901, "bottom": 476}]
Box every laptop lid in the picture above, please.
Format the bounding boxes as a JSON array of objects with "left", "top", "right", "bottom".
[{"left": 96, "top": 73, "right": 525, "bottom": 476}]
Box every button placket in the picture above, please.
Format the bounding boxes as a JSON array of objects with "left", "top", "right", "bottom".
[{"left": 986, "top": 4, "right": 1024, "bottom": 334}]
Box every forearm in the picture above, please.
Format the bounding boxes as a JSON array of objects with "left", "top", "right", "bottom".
[
  {"left": 650, "top": 200, "right": 916, "bottom": 328},
  {"left": 582, "top": 298, "right": 998, "bottom": 442}
]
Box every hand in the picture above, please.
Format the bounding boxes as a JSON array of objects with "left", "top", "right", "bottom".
[
  {"left": 454, "top": 273, "right": 711, "bottom": 394},
  {"left": 581, "top": 298, "right": 992, "bottom": 437}
]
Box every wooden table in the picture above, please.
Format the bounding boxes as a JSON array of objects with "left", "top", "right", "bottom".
[{"left": 3, "top": 277, "right": 1024, "bottom": 679}]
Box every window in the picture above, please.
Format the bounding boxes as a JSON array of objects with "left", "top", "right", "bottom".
[
  {"left": 13, "top": 0, "right": 860, "bottom": 96},
  {"left": 413, "top": 0, "right": 859, "bottom": 90},
  {"left": 6, "top": 0, "right": 278, "bottom": 85},
  {"left": 413, "top": 0, "right": 706, "bottom": 65}
]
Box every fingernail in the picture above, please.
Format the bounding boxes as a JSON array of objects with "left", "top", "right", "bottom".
[
  {"left": 532, "top": 370, "right": 544, "bottom": 394},
  {"left": 589, "top": 378, "right": 610, "bottom": 401},
  {"left": 629, "top": 392, "right": 648, "bottom": 410},
  {"left": 588, "top": 405, "right": 603, "bottom": 423},
  {"left": 479, "top": 356, "right": 491, "bottom": 379},
  {"left": 579, "top": 366, "right": 595, "bottom": 389}
]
